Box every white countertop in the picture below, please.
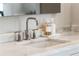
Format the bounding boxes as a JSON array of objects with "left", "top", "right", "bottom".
[{"left": 0, "top": 32, "right": 79, "bottom": 56}]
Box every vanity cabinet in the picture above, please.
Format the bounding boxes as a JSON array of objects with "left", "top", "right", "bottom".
[{"left": 40, "top": 3, "right": 61, "bottom": 13}]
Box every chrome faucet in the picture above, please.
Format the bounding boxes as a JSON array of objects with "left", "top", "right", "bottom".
[{"left": 25, "top": 17, "right": 38, "bottom": 40}]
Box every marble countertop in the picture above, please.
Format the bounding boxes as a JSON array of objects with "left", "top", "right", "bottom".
[{"left": 0, "top": 32, "right": 79, "bottom": 56}]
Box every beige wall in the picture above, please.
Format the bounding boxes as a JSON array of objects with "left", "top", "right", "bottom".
[
  {"left": 55, "top": 3, "right": 71, "bottom": 30},
  {"left": 70, "top": 3, "right": 79, "bottom": 31},
  {"left": 71, "top": 3, "right": 79, "bottom": 26}
]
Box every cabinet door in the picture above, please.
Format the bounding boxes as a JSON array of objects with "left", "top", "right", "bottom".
[{"left": 40, "top": 3, "right": 61, "bottom": 13}]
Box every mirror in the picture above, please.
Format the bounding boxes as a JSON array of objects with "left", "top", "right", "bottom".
[
  {"left": 0, "top": 3, "right": 40, "bottom": 16},
  {"left": 0, "top": 3, "right": 60, "bottom": 16}
]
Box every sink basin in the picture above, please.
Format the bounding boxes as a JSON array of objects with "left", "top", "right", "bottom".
[
  {"left": 28, "top": 39, "right": 68, "bottom": 48},
  {"left": 20, "top": 39, "right": 69, "bottom": 48}
]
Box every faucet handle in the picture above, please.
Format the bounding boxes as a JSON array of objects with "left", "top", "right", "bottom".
[
  {"left": 32, "top": 29, "right": 42, "bottom": 39},
  {"left": 32, "top": 29, "right": 36, "bottom": 39}
]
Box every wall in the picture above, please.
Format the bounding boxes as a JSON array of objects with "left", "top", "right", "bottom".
[
  {"left": 19, "top": 14, "right": 54, "bottom": 31},
  {"left": 71, "top": 3, "right": 79, "bottom": 31},
  {"left": 0, "top": 3, "right": 72, "bottom": 34},
  {"left": 20, "top": 3, "right": 72, "bottom": 32},
  {"left": 71, "top": 3, "right": 79, "bottom": 25},
  {"left": 0, "top": 16, "right": 20, "bottom": 33},
  {"left": 0, "top": 14, "right": 54, "bottom": 33},
  {"left": 55, "top": 3, "right": 71, "bottom": 31}
]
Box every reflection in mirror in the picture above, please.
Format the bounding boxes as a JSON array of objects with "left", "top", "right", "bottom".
[
  {"left": 0, "top": 4, "right": 4, "bottom": 16},
  {"left": 0, "top": 3, "right": 40, "bottom": 16},
  {"left": 0, "top": 3, "right": 60, "bottom": 16}
]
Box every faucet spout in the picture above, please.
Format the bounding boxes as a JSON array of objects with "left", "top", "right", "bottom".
[{"left": 25, "top": 17, "right": 38, "bottom": 40}]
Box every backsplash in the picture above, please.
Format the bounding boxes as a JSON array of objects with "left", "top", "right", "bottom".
[
  {"left": 0, "top": 16, "right": 20, "bottom": 33},
  {"left": 0, "top": 14, "right": 55, "bottom": 33},
  {"left": 19, "top": 14, "right": 55, "bottom": 31}
]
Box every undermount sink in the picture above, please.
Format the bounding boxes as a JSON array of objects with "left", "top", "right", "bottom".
[
  {"left": 17, "top": 39, "right": 69, "bottom": 48},
  {"left": 27, "top": 39, "right": 68, "bottom": 48}
]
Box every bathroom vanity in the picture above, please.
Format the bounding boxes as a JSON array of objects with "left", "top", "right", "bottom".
[{"left": 0, "top": 3, "right": 78, "bottom": 56}]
